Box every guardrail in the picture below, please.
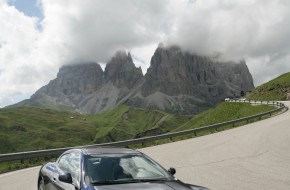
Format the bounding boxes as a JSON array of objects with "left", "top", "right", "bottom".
[{"left": 0, "top": 100, "right": 287, "bottom": 163}]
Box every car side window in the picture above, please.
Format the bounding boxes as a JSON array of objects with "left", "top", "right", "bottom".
[
  {"left": 69, "top": 152, "right": 81, "bottom": 184},
  {"left": 58, "top": 152, "right": 81, "bottom": 185},
  {"left": 58, "top": 154, "right": 70, "bottom": 172}
]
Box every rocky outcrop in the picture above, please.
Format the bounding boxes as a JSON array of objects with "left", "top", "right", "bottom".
[
  {"left": 26, "top": 63, "right": 104, "bottom": 111},
  {"left": 141, "top": 46, "right": 253, "bottom": 100},
  {"left": 77, "top": 51, "right": 143, "bottom": 114},
  {"left": 17, "top": 52, "right": 144, "bottom": 114},
  {"left": 13, "top": 45, "right": 254, "bottom": 115},
  {"left": 104, "top": 51, "right": 143, "bottom": 89},
  {"left": 33, "top": 62, "right": 104, "bottom": 98},
  {"left": 126, "top": 45, "right": 254, "bottom": 114}
]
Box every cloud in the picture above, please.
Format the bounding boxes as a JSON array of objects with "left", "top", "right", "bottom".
[
  {"left": 1, "top": 0, "right": 290, "bottom": 107},
  {"left": 247, "top": 53, "right": 290, "bottom": 86},
  {"left": 0, "top": 0, "right": 170, "bottom": 107},
  {"left": 168, "top": 0, "right": 290, "bottom": 58},
  {"left": 39, "top": 0, "right": 170, "bottom": 63},
  {"left": 166, "top": 0, "right": 290, "bottom": 85},
  {"left": 0, "top": 2, "right": 56, "bottom": 107},
  {"left": 131, "top": 43, "right": 159, "bottom": 74}
]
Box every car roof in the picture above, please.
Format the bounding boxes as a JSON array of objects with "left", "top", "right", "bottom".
[{"left": 78, "top": 146, "right": 142, "bottom": 155}]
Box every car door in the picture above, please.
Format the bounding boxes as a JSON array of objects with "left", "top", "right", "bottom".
[
  {"left": 42, "top": 163, "right": 63, "bottom": 190},
  {"left": 52, "top": 152, "right": 81, "bottom": 190}
]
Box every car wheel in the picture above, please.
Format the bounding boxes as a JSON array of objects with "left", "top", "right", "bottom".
[{"left": 38, "top": 179, "right": 45, "bottom": 190}]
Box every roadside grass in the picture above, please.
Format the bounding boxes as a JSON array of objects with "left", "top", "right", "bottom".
[
  {"left": 171, "top": 102, "right": 275, "bottom": 132},
  {"left": 87, "top": 105, "right": 190, "bottom": 143},
  {"left": 0, "top": 102, "right": 277, "bottom": 173},
  {"left": 248, "top": 72, "right": 290, "bottom": 101},
  {"left": 0, "top": 156, "right": 55, "bottom": 174},
  {"left": 129, "top": 103, "right": 276, "bottom": 149}
]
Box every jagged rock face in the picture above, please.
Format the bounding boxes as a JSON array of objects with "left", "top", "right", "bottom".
[
  {"left": 141, "top": 46, "right": 254, "bottom": 105},
  {"left": 14, "top": 46, "right": 254, "bottom": 115},
  {"left": 25, "top": 63, "right": 104, "bottom": 110},
  {"left": 56, "top": 63, "right": 104, "bottom": 95},
  {"left": 25, "top": 52, "right": 144, "bottom": 114},
  {"left": 33, "top": 63, "right": 103, "bottom": 98},
  {"left": 104, "top": 51, "right": 143, "bottom": 89}
]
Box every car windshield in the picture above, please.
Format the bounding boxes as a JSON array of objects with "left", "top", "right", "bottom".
[{"left": 84, "top": 154, "right": 173, "bottom": 185}]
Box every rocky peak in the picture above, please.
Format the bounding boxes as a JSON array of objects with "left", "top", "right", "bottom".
[
  {"left": 18, "top": 46, "right": 255, "bottom": 115},
  {"left": 33, "top": 62, "right": 104, "bottom": 99},
  {"left": 104, "top": 51, "right": 143, "bottom": 89},
  {"left": 141, "top": 45, "right": 197, "bottom": 97},
  {"left": 57, "top": 62, "right": 104, "bottom": 95},
  {"left": 141, "top": 45, "right": 254, "bottom": 104}
]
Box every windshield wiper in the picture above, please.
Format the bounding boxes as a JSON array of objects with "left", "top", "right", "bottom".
[
  {"left": 91, "top": 180, "right": 122, "bottom": 185},
  {"left": 91, "top": 178, "right": 169, "bottom": 185},
  {"left": 123, "top": 178, "right": 169, "bottom": 183}
]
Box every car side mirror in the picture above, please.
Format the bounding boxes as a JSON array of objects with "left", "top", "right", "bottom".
[
  {"left": 59, "top": 172, "right": 73, "bottom": 184},
  {"left": 168, "top": 167, "right": 176, "bottom": 175}
]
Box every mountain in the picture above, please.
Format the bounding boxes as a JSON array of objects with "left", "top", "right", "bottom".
[
  {"left": 104, "top": 51, "right": 143, "bottom": 89},
  {"left": 12, "top": 45, "right": 254, "bottom": 115},
  {"left": 14, "top": 51, "right": 144, "bottom": 113},
  {"left": 125, "top": 45, "right": 254, "bottom": 114},
  {"left": 247, "top": 72, "right": 290, "bottom": 101}
]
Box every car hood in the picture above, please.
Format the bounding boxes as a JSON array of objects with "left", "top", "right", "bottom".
[{"left": 91, "top": 180, "right": 205, "bottom": 190}]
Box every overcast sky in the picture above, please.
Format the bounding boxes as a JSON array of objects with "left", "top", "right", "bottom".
[{"left": 1, "top": 0, "right": 290, "bottom": 107}]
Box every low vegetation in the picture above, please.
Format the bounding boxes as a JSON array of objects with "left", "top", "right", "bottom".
[
  {"left": 0, "top": 107, "right": 96, "bottom": 153},
  {"left": 0, "top": 102, "right": 277, "bottom": 173},
  {"left": 247, "top": 72, "right": 290, "bottom": 101},
  {"left": 172, "top": 102, "right": 276, "bottom": 131},
  {"left": 0, "top": 102, "right": 276, "bottom": 155}
]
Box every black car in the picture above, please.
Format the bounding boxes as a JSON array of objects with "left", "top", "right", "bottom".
[{"left": 38, "top": 147, "right": 209, "bottom": 190}]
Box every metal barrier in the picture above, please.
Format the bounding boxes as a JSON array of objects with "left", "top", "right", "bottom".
[{"left": 0, "top": 100, "right": 287, "bottom": 162}]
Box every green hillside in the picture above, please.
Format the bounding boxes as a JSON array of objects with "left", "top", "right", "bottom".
[
  {"left": 89, "top": 106, "right": 190, "bottom": 143},
  {"left": 0, "top": 102, "right": 276, "bottom": 154},
  {"left": 0, "top": 106, "right": 189, "bottom": 154},
  {"left": 173, "top": 102, "right": 276, "bottom": 132},
  {"left": 0, "top": 107, "right": 96, "bottom": 153},
  {"left": 248, "top": 72, "right": 290, "bottom": 101},
  {"left": 7, "top": 98, "right": 77, "bottom": 112}
]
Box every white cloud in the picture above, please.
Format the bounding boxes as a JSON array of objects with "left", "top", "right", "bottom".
[
  {"left": 0, "top": 2, "right": 57, "bottom": 107},
  {"left": 247, "top": 54, "right": 290, "bottom": 86},
  {"left": 1, "top": 0, "right": 290, "bottom": 107},
  {"left": 39, "top": 0, "right": 170, "bottom": 63},
  {"left": 168, "top": 0, "right": 290, "bottom": 58},
  {"left": 166, "top": 0, "right": 290, "bottom": 85},
  {"left": 131, "top": 43, "right": 159, "bottom": 74},
  {"left": 0, "top": 0, "right": 170, "bottom": 107}
]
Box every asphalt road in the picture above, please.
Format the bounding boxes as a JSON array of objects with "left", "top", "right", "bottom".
[{"left": 1, "top": 102, "right": 289, "bottom": 190}]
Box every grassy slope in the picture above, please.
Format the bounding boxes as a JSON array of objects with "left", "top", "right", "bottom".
[
  {"left": 88, "top": 105, "right": 190, "bottom": 143},
  {"left": 0, "top": 107, "right": 96, "bottom": 153},
  {"left": 0, "top": 103, "right": 276, "bottom": 154},
  {"left": 8, "top": 98, "right": 77, "bottom": 112},
  {"left": 248, "top": 72, "right": 290, "bottom": 101},
  {"left": 0, "top": 106, "right": 189, "bottom": 154},
  {"left": 173, "top": 102, "right": 276, "bottom": 132}
]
